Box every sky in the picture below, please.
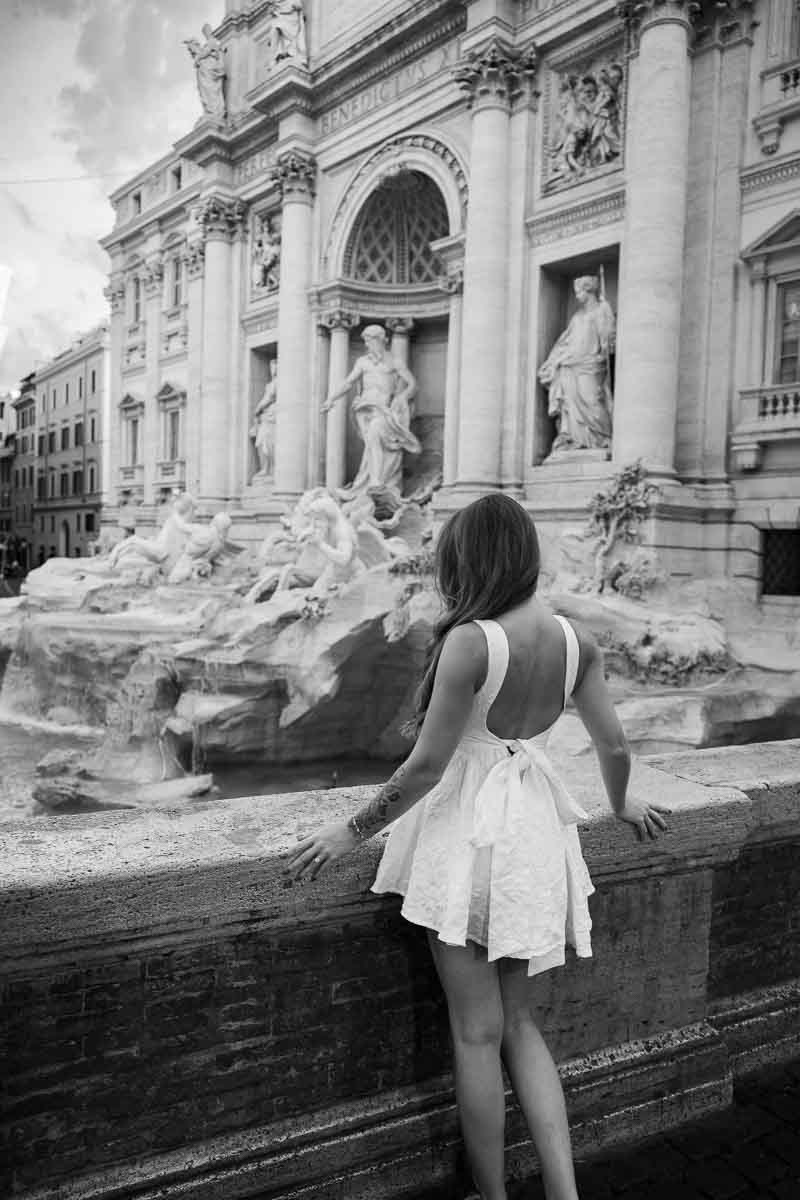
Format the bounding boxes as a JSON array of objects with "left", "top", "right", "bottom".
[{"left": 0, "top": 0, "right": 225, "bottom": 393}]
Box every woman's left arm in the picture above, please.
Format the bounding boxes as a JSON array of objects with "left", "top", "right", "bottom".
[{"left": 285, "top": 623, "right": 486, "bottom": 880}]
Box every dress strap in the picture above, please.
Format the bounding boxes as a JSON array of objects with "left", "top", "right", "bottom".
[
  {"left": 553, "top": 615, "right": 580, "bottom": 707},
  {"left": 473, "top": 619, "right": 510, "bottom": 719}
]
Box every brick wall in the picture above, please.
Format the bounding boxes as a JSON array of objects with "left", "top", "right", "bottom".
[{"left": 1, "top": 742, "right": 798, "bottom": 1199}]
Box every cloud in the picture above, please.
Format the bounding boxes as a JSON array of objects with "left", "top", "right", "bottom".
[{"left": 57, "top": 0, "right": 225, "bottom": 173}]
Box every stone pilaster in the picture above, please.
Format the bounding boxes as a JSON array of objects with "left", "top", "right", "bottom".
[
  {"left": 181, "top": 239, "right": 205, "bottom": 499},
  {"left": 271, "top": 150, "right": 316, "bottom": 500},
  {"left": 142, "top": 252, "right": 164, "bottom": 506},
  {"left": 749, "top": 257, "right": 768, "bottom": 387},
  {"left": 452, "top": 40, "right": 537, "bottom": 489},
  {"left": 613, "top": 1, "right": 693, "bottom": 476},
  {"left": 319, "top": 308, "right": 359, "bottom": 490},
  {"left": 437, "top": 268, "right": 464, "bottom": 487},
  {"left": 103, "top": 271, "right": 126, "bottom": 511},
  {"left": 196, "top": 193, "right": 246, "bottom": 503}
]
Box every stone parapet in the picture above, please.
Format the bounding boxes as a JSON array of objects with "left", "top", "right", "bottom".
[{"left": 1, "top": 742, "right": 799, "bottom": 1198}]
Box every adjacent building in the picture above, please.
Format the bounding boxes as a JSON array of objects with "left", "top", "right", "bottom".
[
  {"left": 0, "top": 393, "right": 16, "bottom": 560},
  {"left": 11, "top": 377, "right": 36, "bottom": 572},
  {"left": 28, "top": 325, "right": 110, "bottom": 563},
  {"left": 99, "top": 0, "right": 800, "bottom": 601}
]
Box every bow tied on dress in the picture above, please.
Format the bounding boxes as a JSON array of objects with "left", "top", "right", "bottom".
[{"left": 470, "top": 739, "right": 588, "bottom": 850}]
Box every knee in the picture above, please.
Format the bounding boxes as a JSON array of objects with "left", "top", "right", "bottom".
[
  {"left": 450, "top": 1013, "right": 504, "bottom": 1050},
  {"left": 501, "top": 1005, "right": 539, "bottom": 1042}
]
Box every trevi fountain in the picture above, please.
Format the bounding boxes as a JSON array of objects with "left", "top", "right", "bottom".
[{"left": 1, "top": 318, "right": 799, "bottom": 822}]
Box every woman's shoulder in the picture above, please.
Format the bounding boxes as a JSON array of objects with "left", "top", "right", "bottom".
[
  {"left": 440, "top": 622, "right": 489, "bottom": 690},
  {"left": 554, "top": 614, "right": 601, "bottom": 686}
]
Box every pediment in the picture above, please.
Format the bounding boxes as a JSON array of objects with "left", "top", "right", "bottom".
[
  {"left": 156, "top": 382, "right": 186, "bottom": 405},
  {"left": 119, "top": 391, "right": 144, "bottom": 412},
  {"left": 742, "top": 210, "right": 800, "bottom": 260}
]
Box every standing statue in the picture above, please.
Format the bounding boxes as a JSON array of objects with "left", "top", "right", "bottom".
[
  {"left": 268, "top": 1, "right": 308, "bottom": 66},
  {"left": 537, "top": 276, "right": 615, "bottom": 454},
  {"left": 251, "top": 215, "right": 281, "bottom": 292},
  {"left": 185, "top": 24, "right": 227, "bottom": 122},
  {"left": 250, "top": 360, "right": 278, "bottom": 478},
  {"left": 322, "top": 325, "right": 421, "bottom": 503}
]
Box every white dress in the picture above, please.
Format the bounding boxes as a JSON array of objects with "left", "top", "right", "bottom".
[{"left": 371, "top": 616, "right": 595, "bottom": 977}]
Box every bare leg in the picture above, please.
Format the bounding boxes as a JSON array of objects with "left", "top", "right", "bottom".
[
  {"left": 499, "top": 959, "right": 579, "bottom": 1200},
  {"left": 427, "top": 933, "right": 507, "bottom": 1200}
]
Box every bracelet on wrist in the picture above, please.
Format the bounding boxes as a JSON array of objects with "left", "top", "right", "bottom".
[{"left": 348, "top": 814, "right": 368, "bottom": 841}]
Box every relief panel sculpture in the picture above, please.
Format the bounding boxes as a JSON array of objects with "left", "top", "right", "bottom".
[{"left": 544, "top": 53, "right": 624, "bottom": 192}]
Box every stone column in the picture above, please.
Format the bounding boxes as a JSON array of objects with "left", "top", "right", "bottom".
[
  {"left": 438, "top": 270, "right": 464, "bottom": 487},
  {"left": 320, "top": 309, "right": 359, "bottom": 490},
  {"left": 452, "top": 41, "right": 535, "bottom": 489},
  {"left": 102, "top": 270, "right": 126, "bottom": 514},
  {"left": 613, "top": 1, "right": 693, "bottom": 475},
  {"left": 196, "top": 195, "right": 244, "bottom": 504},
  {"left": 386, "top": 317, "right": 414, "bottom": 368},
  {"left": 272, "top": 150, "right": 316, "bottom": 501}
]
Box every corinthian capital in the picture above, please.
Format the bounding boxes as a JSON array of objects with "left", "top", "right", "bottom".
[
  {"left": 272, "top": 150, "right": 316, "bottom": 201},
  {"left": 454, "top": 39, "right": 538, "bottom": 112},
  {"left": 318, "top": 308, "right": 360, "bottom": 332},
  {"left": 616, "top": 0, "right": 701, "bottom": 41},
  {"left": 195, "top": 193, "right": 248, "bottom": 241}
]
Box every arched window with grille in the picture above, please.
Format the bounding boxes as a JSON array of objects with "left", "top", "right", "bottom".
[{"left": 343, "top": 171, "right": 449, "bottom": 286}]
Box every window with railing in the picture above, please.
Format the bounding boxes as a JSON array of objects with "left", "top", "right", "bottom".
[
  {"left": 60, "top": 472, "right": 69, "bottom": 498},
  {"left": 74, "top": 422, "right": 83, "bottom": 447},
  {"left": 72, "top": 470, "right": 83, "bottom": 495},
  {"left": 61, "top": 427, "right": 69, "bottom": 451}
]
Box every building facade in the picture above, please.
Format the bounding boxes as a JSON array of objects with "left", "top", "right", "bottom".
[
  {"left": 28, "top": 326, "right": 109, "bottom": 564},
  {"left": 100, "top": 0, "right": 800, "bottom": 600},
  {"left": 0, "top": 393, "right": 16, "bottom": 563}
]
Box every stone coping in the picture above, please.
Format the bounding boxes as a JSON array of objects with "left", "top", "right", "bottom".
[{"left": 1, "top": 741, "right": 798, "bottom": 963}]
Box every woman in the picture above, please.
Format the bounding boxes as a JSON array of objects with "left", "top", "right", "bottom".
[{"left": 287, "top": 494, "right": 668, "bottom": 1200}]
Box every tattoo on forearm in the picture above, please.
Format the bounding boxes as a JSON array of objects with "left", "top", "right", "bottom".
[{"left": 348, "top": 765, "right": 409, "bottom": 839}]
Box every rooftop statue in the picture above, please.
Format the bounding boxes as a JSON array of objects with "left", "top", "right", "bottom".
[
  {"left": 185, "top": 23, "right": 227, "bottom": 122},
  {"left": 538, "top": 275, "right": 615, "bottom": 455},
  {"left": 322, "top": 325, "right": 421, "bottom": 507}
]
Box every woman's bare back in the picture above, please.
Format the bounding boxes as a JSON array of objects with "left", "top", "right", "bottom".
[{"left": 482, "top": 597, "right": 586, "bottom": 741}]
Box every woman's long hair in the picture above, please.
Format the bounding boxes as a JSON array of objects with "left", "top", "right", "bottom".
[{"left": 408, "top": 493, "right": 540, "bottom": 736}]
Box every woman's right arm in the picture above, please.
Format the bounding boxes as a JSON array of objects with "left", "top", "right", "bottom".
[{"left": 571, "top": 628, "right": 668, "bottom": 840}]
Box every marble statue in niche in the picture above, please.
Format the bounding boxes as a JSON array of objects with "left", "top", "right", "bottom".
[
  {"left": 266, "top": 1, "right": 308, "bottom": 67},
  {"left": 251, "top": 214, "right": 281, "bottom": 293},
  {"left": 538, "top": 276, "right": 615, "bottom": 454},
  {"left": 548, "top": 61, "right": 623, "bottom": 184},
  {"left": 250, "top": 359, "right": 278, "bottom": 479},
  {"left": 185, "top": 24, "right": 227, "bottom": 122},
  {"left": 322, "top": 325, "right": 421, "bottom": 505}
]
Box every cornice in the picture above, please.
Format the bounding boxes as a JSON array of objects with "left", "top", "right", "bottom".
[
  {"left": 312, "top": 5, "right": 466, "bottom": 116},
  {"left": 741, "top": 151, "right": 800, "bottom": 195},
  {"left": 526, "top": 187, "right": 625, "bottom": 246},
  {"left": 100, "top": 184, "right": 202, "bottom": 252}
]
